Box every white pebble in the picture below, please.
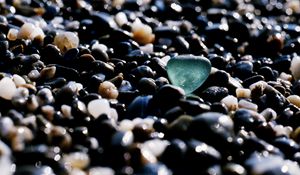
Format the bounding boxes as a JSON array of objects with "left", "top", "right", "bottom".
[
  {"left": 140, "top": 146, "right": 157, "bottom": 163},
  {"left": 69, "top": 168, "right": 86, "bottom": 175},
  {"left": 142, "top": 139, "right": 170, "bottom": 157},
  {"left": 17, "top": 23, "right": 44, "bottom": 40},
  {"left": 132, "top": 19, "right": 155, "bottom": 45},
  {"left": 143, "top": 118, "right": 155, "bottom": 128},
  {"left": 0, "top": 117, "right": 14, "bottom": 138},
  {"left": 28, "top": 69, "right": 40, "bottom": 80},
  {"left": 76, "top": 83, "right": 83, "bottom": 93},
  {"left": 238, "top": 99, "right": 258, "bottom": 111},
  {"left": 7, "top": 28, "right": 18, "bottom": 41},
  {"left": 12, "top": 74, "right": 26, "bottom": 86},
  {"left": 249, "top": 80, "right": 268, "bottom": 91},
  {"left": 286, "top": 0, "right": 300, "bottom": 13},
  {"left": 279, "top": 72, "right": 292, "bottom": 82},
  {"left": 118, "top": 119, "right": 134, "bottom": 131},
  {"left": 161, "top": 55, "right": 171, "bottom": 65},
  {"left": 221, "top": 95, "right": 238, "bottom": 111},
  {"left": 0, "top": 140, "right": 12, "bottom": 175},
  {"left": 110, "top": 108, "right": 118, "bottom": 122},
  {"left": 13, "top": 87, "right": 29, "bottom": 100},
  {"left": 63, "top": 152, "right": 90, "bottom": 169},
  {"left": 91, "top": 43, "right": 107, "bottom": 52},
  {"left": 274, "top": 125, "right": 293, "bottom": 137},
  {"left": 41, "top": 105, "right": 55, "bottom": 120},
  {"left": 132, "top": 117, "right": 144, "bottom": 126},
  {"left": 40, "top": 66, "right": 56, "bottom": 80},
  {"left": 0, "top": 77, "right": 17, "bottom": 100},
  {"left": 140, "top": 43, "right": 154, "bottom": 53},
  {"left": 61, "top": 105, "right": 72, "bottom": 118},
  {"left": 290, "top": 56, "right": 300, "bottom": 80},
  {"left": 53, "top": 31, "right": 79, "bottom": 53},
  {"left": 115, "top": 12, "right": 128, "bottom": 27},
  {"left": 287, "top": 95, "right": 300, "bottom": 108},
  {"left": 89, "top": 167, "right": 115, "bottom": 175},
  {"left": 98, "top": 81, "right": 119, "bottom": 99},
  {"left": 260, "top": 108, "right": 277, "bottom": 121},
  {"left": 87, "top": 99, "right": 111, "bottom": 118},
  {"left": 236, "top": 88, "right": 251, "bottom": 98}
]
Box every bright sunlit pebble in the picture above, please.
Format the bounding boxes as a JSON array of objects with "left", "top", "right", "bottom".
[
  {"left": 290, "top": 56, "right": 300, "bottom": 80},
  {"left": 221, "top": 95, "right": 238, "bottom": 111},
  {"left": 238, "top": 99, "right": 258, "bottom": 111},
  {"left": 98, "top": 81, "right": 119, "bottom": 99},
  {"left": 236, "top": 88, "right": 251, "bottom": 98},
  {"left": 287, "top": 95, "right": 300, "bottom": 108},
  {"left": 7, "top": 28, "right": 18, "bottom": 41},
  {"left": 89, "top": 167, "right": 115, "bottom": 175},
  {"left": 17, "top": 23, "right": 45, "bottom": 40},
  {"left": 0, "top": 77, "right": 17, "bottom": 100},
  {"left": 63, "top": 152, "right": 90, "bottom": 169},
  {"left": 115, "top": 11, "right": 128, "bottom": 26},
  {"left": 53, "top": 31, "right": 79, "bottom": 53},
  {"left": 87, "top": 99, "right": 111, "bottom": 118},
  {"left": 12, "top": 74, "right": 26, "bottom": 86},
  {"left": 132, "top": 19, "right": 155, "bottom": 45}
]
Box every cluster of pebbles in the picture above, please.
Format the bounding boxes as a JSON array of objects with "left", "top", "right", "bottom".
[{"left": 2, "top": 0, "right": 300, "bottom": 174}]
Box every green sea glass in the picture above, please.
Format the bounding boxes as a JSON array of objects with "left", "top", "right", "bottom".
[{"left": 166, "top": 55, "right": 211, "bottom": 94}]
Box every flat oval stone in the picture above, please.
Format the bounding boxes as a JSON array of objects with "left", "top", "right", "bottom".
[{"left": 166, "top": 55, "right": 211, "bottom": 94}]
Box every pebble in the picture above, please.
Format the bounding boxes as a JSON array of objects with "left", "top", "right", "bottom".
[
  {"left": 221, "top": 95, "right": 238, "bottom": 111},
  {"left": 87, "top": 99, "right": 111, "bottom": 119},
  {"left": 236, "top": 88, "right": 251, "bottom": 99},
  {"left": 17, "top": 23, "right": 44, "bottom": 40},
  {"left": 7, "top": 28, "right": 18, "bottom": 41},
  {"left": 141, "top": 139, "right": 170, "bottom": 157},
  {"left": 63, "top": 152, "right": 90, "bottom": 169},
  {"left": 238, "top": 99, "right": 258, "bottom": 111},
  {"left": 290, "top": 56, "right": 300, "bottom": 80},
  {"left": 0, "top": 77, "right": 17, "bottom": 100},
  {"left": 2, "top": 0, "right": 300, "bottom": 174},
  {"left": 132, "top": 19, "right": 155, "bottom": 45},
  {"left": 98, "top": 81, "right": 119, "bottom": 99},
  {"left": 12, "top": 74, "right": 26, "bottom": 86},
  {"left": 89, "top": 167, "right": 115, "bottom": 175},
  {"left": 53, "top": 31, "right": 79, "bottom": 53},
  {"left": 287, "top": 95, "right": 300, "bottom": 108}
]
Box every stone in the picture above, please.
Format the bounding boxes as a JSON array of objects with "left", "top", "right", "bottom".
[
  {"left": 53, "top": 31, "right": 79, "bottom": 53},
  {"left": 0, "top": 77, "right": 17, "bottom": 100},
  {"left": 166, "top": 55, "right": 211, "bottom": 94},
  {"left": 87, "top": 99, "right": 111, "bottom": 118}
]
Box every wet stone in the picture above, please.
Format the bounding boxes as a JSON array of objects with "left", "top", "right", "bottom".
[{"left": 201, "top": 86, "right": 229, "bottom": 103}]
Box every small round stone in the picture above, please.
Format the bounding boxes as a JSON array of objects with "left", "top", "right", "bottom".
[
  {"left": 40, "top": 66, "right": 56, "bottom": 80},
  {"left": 0, "top": 77, "right": 17, "bottom": 100},
  {"left": 238, "top": 99, "right": 258, "bottom": 111},
  {"left": 89, "top": 167, "right": 115, "bottom": 175},
  {"left": 221, "top": 95, "right": 238, "bottom": 111},
  {"left": 236, "top": 88, "right": 251, "bottom": 99},
  {"left": 12, "top": 74, "right": 26, "bottom": 86},
  {"left": 290, "top": 56, "right": 300, "bottom": 80},
  {"left": 98, "top": 81, "right": 119, "bottom": 99},
  {"left": 132, "top": 19, "right": 155, "bottom": 45},
  {"left": 7, "top": 28, "right": 18, "bottom": 41},
  {"left": 17, "top": 23, "right": 44, "bottom": 40},
  {"left": 63, "top": 152, "right": 90, "bottom": 169},
  {"left": 53, "top": 31, "right": 79, "bottom": 53},
  {"left": 287, "top": 95, "right": 300, "bottom": 108},
  {"left": 87, "top": 99, "right": 111, "bottom": 118}
]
